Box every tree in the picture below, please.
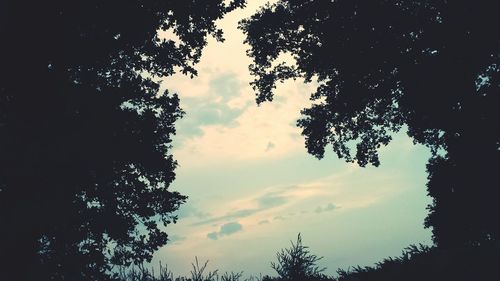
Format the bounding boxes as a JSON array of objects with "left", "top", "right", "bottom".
[
  {"left": 265, "top": 233, "right": 327, "bottom": 281},
  {"left": 0, "top": 0, "right": 245, "bottom": 279},
  {"left": 336, "top": 244, "right": 500, "bottom": 281},
  {"left": 240, "top": 0, "right": 499, "bottom": 248}
]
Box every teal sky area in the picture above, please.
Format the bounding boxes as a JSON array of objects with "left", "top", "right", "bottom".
[{"left": 152, "top": 1, "right": 433, "bottom": 277}]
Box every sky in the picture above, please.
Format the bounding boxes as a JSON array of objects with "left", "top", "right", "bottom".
[{"left": 151, "top": 1, "right": 433, "bottom": 277}]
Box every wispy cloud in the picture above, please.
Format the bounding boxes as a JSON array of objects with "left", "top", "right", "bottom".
[
  {"left": 172, "top": 77, "right": 317, "bottom": 166},
  {"left": 192, "top": 191, "right": 290, "bottom": 226},
  {"left": 175, "top": 203, "right": 211, "bottom": 220},
  {"left": 193, "top": 209, "right": 256, "bottom": 226},
  {"left": 257, "top": 193, "right": 288, "bottom": 209},
  {"left": 167, "top": 234, "right": 187, "bottom": 245},
  {"left": 315, "top": 203, "right": 336, "bottom": 214},
  {"left": 174, "top": 73, "right": 247, "bottom": 139},
  {"left": 207, "top": 222, "right": 243, "bottom": 240},
  {"left": 189, "top": 166, "right": 402, "bottom": 231}
]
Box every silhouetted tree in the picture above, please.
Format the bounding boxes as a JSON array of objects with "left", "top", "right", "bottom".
[
  {"left": 0, "top": 0, "right": 245, "bottom": 279},
  {"left": 240, "top": 0, "right": 499, "bottom": 248},
  {"left": 336, "top": 244, "right": 500, "bottom": 281},
  {"left": 264, "top": 234, "right": 328, "bottom": 281}
]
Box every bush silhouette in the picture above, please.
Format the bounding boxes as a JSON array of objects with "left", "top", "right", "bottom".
[
  {"left": 264, "top": 234, "right": 330, "bottom": 281},
  {"left": 114, "top": 236, "right": 499, "bottom": 281}
]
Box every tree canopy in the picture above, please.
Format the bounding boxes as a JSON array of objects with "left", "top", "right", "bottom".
[
  {"left": 0, "top": 0, "right": 245, "bottom": 279},
  {"left": 240, "top": 0, "right": 499, "bottom": 248}
]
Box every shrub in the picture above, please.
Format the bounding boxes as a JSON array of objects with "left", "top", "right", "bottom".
[{"left": 265, "top": 233, "right": 330, "bottom": 281}]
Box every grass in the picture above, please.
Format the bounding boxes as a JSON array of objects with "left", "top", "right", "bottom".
[
  {"left": 116, "top": 235, "right": 500, "bottom": 281},
  {"left": 115, "top": 257, "right": 262, "bottom": 281}
]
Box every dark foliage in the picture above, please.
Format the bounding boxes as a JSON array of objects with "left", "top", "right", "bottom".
[
  {"left": 113, "top": 235, "right": 499, "bottom": 281},
  {"left": 263, "top": 234, "right": 329, "bottom": 281},
  {"left": 116, "top": 257, "right": 259, "bottom": 281},
  {"left": 0, "top": 0, "right": 245, "bottom": 279},
  {"left": 2, "top": 230, "right": 494, "bottom": 281},
  {"left": 240, "top": 0, "right": 499, "bottom": 248},
  {"left": 336, "top": 243, "right": 500, "bottom": 281}
]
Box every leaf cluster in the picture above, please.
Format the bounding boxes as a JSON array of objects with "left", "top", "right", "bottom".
[
  {"left": 0, "top": 0, "right": 245, "bottom": 279},
  {"left": 240, "top": 0, "right": 499, "bottom": 247}
]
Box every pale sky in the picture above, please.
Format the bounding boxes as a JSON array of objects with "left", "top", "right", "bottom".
[{"left": 151, "top": 1, "right": 433, "bottom": 277}]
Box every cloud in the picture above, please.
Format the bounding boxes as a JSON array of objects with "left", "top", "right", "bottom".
[
  {"left": 315, "top": 203, "right": 336, "bottom": 214},
  {"left": 162, "top": 0, "right": 321, "bottom": 167},
  {"left": 192, "top": 209, "right": 255, "bottom": 226},
  {"left": 168, "top": 234, "right": 187, "bottom": 244},
  {"left": 209, "top": 73, "right": 242, "bottom": 101},
  {"left": 219, "top": 222, "right": 243, "bottom": 236},
  {"left": 192, "top": 192, "right": 289, "bottom": 226},
  {"left": 207, "top": 232, "right": 219, "bottom": 240},
  {"left": 207, "top": 222, "right": 243, "bottom": 240},
  {"left": 257, "top": 193, "right": 288, "bottom": 209},
  {"left": 325, "top": 203, "right": 336, "bottom": 211},
  {"left": 258, "top": 220, "right": 270, "bottom": 225},
  {"left": 172, "top": 77, "right": 318, "bottom": 166},
  {"left": 173, "top": 73, "right": 248, "bottom": 139},
  {"left": 175, "top": 203, "right": 211, "bottom": 220},
  {"left": 189, "top": 169, "right": 386, "bottom": 231},
  {"left": 265, "top": 142, "right": 276, "bottom": 152}
]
